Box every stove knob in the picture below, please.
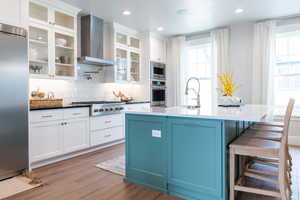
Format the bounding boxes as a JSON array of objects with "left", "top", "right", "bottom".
[
  {"left": 110, "top": 108, "right": 113, "bottom": 111},
  {"left": 94, "top": 109, "right": 99, "bottom": 112},
  {"left": 105, "top": 108, "right": 109, "bottom": 111},
  {"left": 119, "top": 107, "right": 124, "bottom": 110},
  {"left": 99, "top": 109, "right": 104, "bottom": 112}
]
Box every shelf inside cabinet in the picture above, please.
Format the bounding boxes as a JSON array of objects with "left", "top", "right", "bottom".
[
  {"left": 55, "top": 63, "right": 74, "bottom": 67},
  {"left": 56, "top": 45, "right": 74, "bottom": 50},
  {"left": 30, "top": 59, "right": 48, "bottom": 64},
  {"left": 30, "top": 39, "right": 48, "bottom": 46}
]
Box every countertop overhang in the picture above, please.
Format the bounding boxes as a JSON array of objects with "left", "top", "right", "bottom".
[{"left": 124, "top": 104, "right": 277, "bottom": 122}]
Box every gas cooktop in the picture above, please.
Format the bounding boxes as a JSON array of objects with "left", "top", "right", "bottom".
[{"left": 72, "top": 101, "right": 125, "bottom": 116}]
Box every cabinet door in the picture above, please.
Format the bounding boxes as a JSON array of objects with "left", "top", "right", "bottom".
[
  {"left": 150, "top": 37, "right": 166, "bottom": 63},
  {"left": 30, "top": 121, "right": 63, "bottom": 162},
  {"left": 129, "top": 51, "right": 140, "bottom": 81},
  {"left": 63, "top": 118, "right": 90, "bottom": 154},
  {"left": 54, "top": 31, "right": 76, "bottom": 78},
  {"left": 0, "top": 0, "right": 22, "bottom": 27},
  {"left": 125, "top": 114, "right": 168, "bottom": 192},
  {"left": 167, "top": 117, "right": 223, "bottom": 199},
  {"left": 29, "top": 24, "right": 51, "bottom": 78},
  {"left": 115, "top": 47, "right": 129, "bottom": 81},
  {"left": 29, "top": 1, "right": 49, "bottom": 25}
]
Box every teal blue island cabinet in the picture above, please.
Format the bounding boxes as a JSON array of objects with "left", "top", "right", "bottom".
[{"left": 124, "top": 113, "right": 251, "bottom": 200}]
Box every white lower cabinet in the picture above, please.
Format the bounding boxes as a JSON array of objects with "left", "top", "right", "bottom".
[
  {"left": 90, "top": 114, "right": 125, "bottom": 147},
  {"left": 30, "top": 121, "right": 64, "bottom": 162},
  {"left": 30, "top": 108, "right": 90, "bottom": 163},
  {"left": 91, "top": 126, "right": 124, "bottom": 146},
  {"left": 63, "top": 118, "right": 90, "bottom": 154}
]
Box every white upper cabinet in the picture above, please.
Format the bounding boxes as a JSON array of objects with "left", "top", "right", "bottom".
[
  {"left": 113, "top": 23, "right": 141, "bottom": 83},
  {"left": 150, "top": 35, "right": 167, "bottom": 64},
  {"left": 0, "top": 0, "right": 28, "bottom": 28},
  {"left": 28, "top": 0, "right": 80, "bottom": 80}
]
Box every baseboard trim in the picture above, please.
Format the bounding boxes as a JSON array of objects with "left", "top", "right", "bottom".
[{"left": 289, "top": 136, "right": 300, "bottom": 146}]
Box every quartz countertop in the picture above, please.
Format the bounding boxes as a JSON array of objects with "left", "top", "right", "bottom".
[
  {"left": 124, "top": 104, "right": 277, "bottom": 122},
  {"left": 30, "top": 101, "right": 150, "bottom": 111},
  {"left": 30, "top": 104, "right": 90, "bottom": 111}
]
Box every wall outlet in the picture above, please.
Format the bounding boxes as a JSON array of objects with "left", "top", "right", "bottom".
[{"left": 152, "top": 130, "right": 161, "bottom": 138}]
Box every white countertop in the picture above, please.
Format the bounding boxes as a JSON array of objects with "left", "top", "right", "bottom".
[{"left": 125, "top": 104, "right": 278, "bottom": 122}]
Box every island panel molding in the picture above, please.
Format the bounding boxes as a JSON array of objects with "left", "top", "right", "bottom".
[{"left": 124, "top": 112, "right": 258, "bottom": 200}]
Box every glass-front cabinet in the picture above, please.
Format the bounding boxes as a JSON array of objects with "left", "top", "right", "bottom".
[
  {"left": 114, "top": 26, "right": 141, "bottom": 82},
  {"left": 28, "top": 0, "right": 80, "bottom": 79}
]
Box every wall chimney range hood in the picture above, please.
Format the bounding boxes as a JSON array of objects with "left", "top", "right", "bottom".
[{"left": 78, "top": 15, "right": 115, "bottom": 66}]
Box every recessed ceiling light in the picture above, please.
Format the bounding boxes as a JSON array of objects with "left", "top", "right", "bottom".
[
  {"left": 157, "top": 27, "right": 164, "bottom": 31},
  {"left": 235, "top": 8, "right": 244, "bottom": 14},
  {"left": 176, "top": 9, "right": 192, "bottom": 16},
  {"left": 122, "top": 10, "right": 131, "bottom": 16}
]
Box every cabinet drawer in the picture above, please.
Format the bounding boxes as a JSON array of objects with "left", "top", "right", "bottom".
[
  {"left": 64, "top": 108, "right": 89, "bottom": 119},
  {"left": 30, "top": 110, "right": 64, "bottom": 123},
  {"left": 90, "top": 114, "right": 124, "bottom": 131},
  {"left": 91, "top": 126, "right": 124, "bottom": 146}
]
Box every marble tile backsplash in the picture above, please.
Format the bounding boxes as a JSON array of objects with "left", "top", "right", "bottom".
[{"left": 30, "top": 79, "right": 149, "bottom": 105}]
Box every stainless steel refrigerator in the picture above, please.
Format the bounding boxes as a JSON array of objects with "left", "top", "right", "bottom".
[{"left": 0, "top": 23, "right": 29, "bottom": 180}]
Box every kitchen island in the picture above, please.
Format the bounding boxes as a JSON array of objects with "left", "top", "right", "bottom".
[{"left": 124, "top": 105, "right": 274, "bottom": 200}]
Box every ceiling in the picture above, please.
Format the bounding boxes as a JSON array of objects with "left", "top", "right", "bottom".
[{"left": 62, "top": 0, "right": 300, "bottom": 36}]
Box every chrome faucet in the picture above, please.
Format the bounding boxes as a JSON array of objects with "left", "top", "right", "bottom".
[{"left": 185, "top": 77, "right": 201, "bottom": 108}]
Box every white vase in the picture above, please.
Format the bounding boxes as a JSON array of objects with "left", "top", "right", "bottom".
[{"left": 219, "top": 96, "right": 242, "bottom": 106}]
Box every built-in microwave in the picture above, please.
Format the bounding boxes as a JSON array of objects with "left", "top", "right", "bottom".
[
  {"left": 151, "top": 80, "right": 166, "bottom": 107},
  {"left": 151, "top": 61, "right": 166, "bottom": 80}
]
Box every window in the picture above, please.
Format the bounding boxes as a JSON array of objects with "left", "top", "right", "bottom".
[
  {"left": 274, "top": 30, "right": 300, "bottom": 110},
  {"left": 182, "top": 38, "right": 215, "bottom": 107}
]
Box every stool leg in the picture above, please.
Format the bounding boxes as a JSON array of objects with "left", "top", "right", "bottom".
[{"left": 230, "top": 149, "right": 236, "bottom": 200}]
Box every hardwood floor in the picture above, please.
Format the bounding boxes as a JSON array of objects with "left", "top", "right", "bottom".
[{"left": 5, "top": 144, "right": 300, "bottom": 200}]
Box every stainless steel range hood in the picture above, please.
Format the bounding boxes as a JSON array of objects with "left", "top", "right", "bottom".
[{"left": 78, "top": 15, "right": 115, "bottom": 66}]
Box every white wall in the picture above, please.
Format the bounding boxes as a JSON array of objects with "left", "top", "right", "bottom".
[{"left": 229, "top": 22, "right": 254, "bottom": 104}]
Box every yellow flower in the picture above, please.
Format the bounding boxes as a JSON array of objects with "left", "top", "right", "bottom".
[{"left": 216, "top": 73, "right": 241, "bottom": 96}]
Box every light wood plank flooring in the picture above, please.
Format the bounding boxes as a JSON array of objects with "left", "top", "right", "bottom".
[{"left": 5, "top": 144, "right": 300, "bottom": 200}]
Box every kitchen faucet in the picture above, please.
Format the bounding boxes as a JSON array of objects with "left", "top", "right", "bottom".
[{"left": 185, "top": 77, "right": 201, "bottom": 108}]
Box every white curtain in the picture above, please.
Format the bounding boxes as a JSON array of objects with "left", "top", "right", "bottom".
[
  {"left": 211, "top": 28, "right": 230, "bottom": 75},
  {"left": 211, "top": 28, "right": 230, "bottom": 104},
  {"left": 252, "top": 20, "right": 276, "bottom": 105},
  {"left": 166, "top": 36, "right": 186, "bottom": 106}
]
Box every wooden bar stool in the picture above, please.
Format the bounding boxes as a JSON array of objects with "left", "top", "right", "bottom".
[
  {"left": 229, "top": 99, "right": 295, "bottom": 200},
  {"left": 242, "top": 99, "right": 295, "bottom": 168}
]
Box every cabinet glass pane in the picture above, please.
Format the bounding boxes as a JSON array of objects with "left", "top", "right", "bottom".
[
  {"left": 116, "top": 33, "right": 127, "bottom": 46},
  {"left": 116, "top": 48, "right": 128, "bottom": 81},
  {"left": 29, "top": 2, "right": 48, "bottom": 23},
  {"left": 55, "top": 11, "right": 74, "bottom": 30},
  {"left": 55, "top": 33, "right": 75, "bottom": 77},
  {"left": 130, "top": 37, "right": 140, "bottom": 49},
  {"left": 129, "top": 52, "right": 140, "bottom": 81},
  {"left": 29, "top": 26, "right": 49, "bottom": 75}
]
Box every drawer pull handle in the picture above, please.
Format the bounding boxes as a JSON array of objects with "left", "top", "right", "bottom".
[
  {"left": 105, "top": 121, "right": 112, "bottom": 124},
  {"left": 42, "top": 115, "right": 53, "bottom": 118},
  {"left": 104, "top": 134, "right": 111, "bottom": 138},
  {"left": 72, "top": 113, "right": 81, "bottom": 115}
]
